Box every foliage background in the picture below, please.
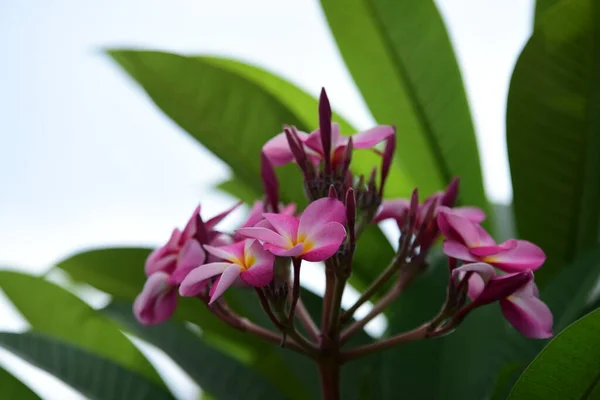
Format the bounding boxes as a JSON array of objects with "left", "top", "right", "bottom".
[{"left": 0, "top": 1, "right": 573, "bottom": 399}]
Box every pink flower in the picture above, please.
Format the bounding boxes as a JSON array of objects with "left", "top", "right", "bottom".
[
  {"left": 373, "top": 198, "right": 485, "bottom": 227},
  {"left": 236, "top": 197, "right": 347, "bottom": 262},
  {"left": 133, "top": 272, "right": 178, "bottom": 326},
  {"left": 134, "top": 203, "right": 239, "bottom": 325},
  {"left": 453, "top": 263, "right": 553, "bottom": 338},
  {"left": 263, "top": 124, "right": 394, "bottom": 168},
  {"left": 438, "top": 211, "right": 546, "bottom": 272},
  {"left": 179, "top": 240, "right": 275, "bottom": 304}
]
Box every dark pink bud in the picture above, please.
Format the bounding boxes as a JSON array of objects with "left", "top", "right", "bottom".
[
  {"left": 341, "top": 137, "right": 354, "bottom": 179},
  {"left": 261, "top": 151, "right": 279, "bottom": 213},
  {"left": 328, "top": 184, "right": 338, "bottom": 199},
  {"left": 441, "top": 177, "right": 460, "bottom": 207},
  {"left": 408, "top": 188, "right": 419, "bottom": 229},
  {"left": 319, "top": 88, "right": 332, "bottom": 174},
  {"left": 379, "top": 131, "right": 396, "bottom": 197},
  {"left": 284, "top": 127, "right": 311, "bottom": 178},
  {"left": 346, "top": 188, "right": 356, "bottom": 247},
  {"left": 368, "top": 167, "right": 377, "bottom": 193}
]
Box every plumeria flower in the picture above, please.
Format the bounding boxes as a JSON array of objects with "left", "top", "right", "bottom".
[
  {"left": 453, "top": 263, "right": 553, "bottom": 338},
  {"left": 236, "top": 197, "right": 347, "bottom": 262},
  {"left": 179, "top": 239, "right": 275, "bottom": 304},
  {"left": 263, "top": 123, "right": 394, "bottom": 168},
  {"left": 373, "top": 198, "right": 485, "bottom": 227},
  {"left": 134, "top": 203, "right": 239, "bottom": 325},
  {"left": 133, "top": 272, "right": 178, "bottom": 326},
  {"left": 438, "top": 211, "right": 546, "bottom": 272}
]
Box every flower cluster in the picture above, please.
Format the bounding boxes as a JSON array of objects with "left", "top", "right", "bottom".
[{"left": 134, "top": 88, "right": 553, "bottom": 368}]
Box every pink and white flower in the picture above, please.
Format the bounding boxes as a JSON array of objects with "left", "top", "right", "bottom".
[
  {"left": 179, "top": 239, "right": 275, "bottom": 304},
  {"left": 263, "top": 124, "right": 394, "bottom": 168},
  {"left": 236, "top": 197, "right": 347, "bottom": 262},
  {"left": 438, "top": 211, "right": 546, "bottom": 273},
  {"left": 133, "top": 272, "right": 178, "bottom": 326},
  {"left": 453, "top": 263, "right": 553, "bottom": 338}
]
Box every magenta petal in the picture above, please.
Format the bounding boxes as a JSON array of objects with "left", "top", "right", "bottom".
[
  {"left": 240, "top": 260, "right": 274, "bottom": 287},
  {"left": 373, "top": 199, "right": 410, "bottom": 224},
  {"left": 263, "top": 213, "right": 299, "bottom": 242},
  {"left": 170, "top": 240, "right": 206, "bottom": 284},
  {"left": 298, "top": 197, "right": 346, "bottom": 239},
  {"left": 280, "top": 203, "right": 297, "bottom": 216},
  {"left": 442, "top": 241, "right": 479, "bottom": 262},
  {"left": 442, "top": 212, "right": 482, "bottom": 247},
  {"left": 303, "top": 129, "right": 325, "bottom": 155},
  {"left": 452, "top": 206, "right": 486, "bottom": 223},
  {"left": 205, "top": 202, "right": 242, "bottom": 232},
  {"left": 203, "top": 241, "right": 246, "bottom": 263},
  {"left": 351, "top": 125, "right": 395, "bottom": 149},
  {"left": 133, "top": 272, "right": 177, "bottom": 325},
  {"left": 179, "top": 262, "right": 230, "bottom": 296},
  {"left": 209, "top": 264, "right": 243, "bottom": 304},
  {"left": 241, "top": 201, "right": 265, "bottom": 228},
  {"left": 263, "top": 132, "right": 296, "bottom": 166},
  {"left": 145, "top": 250, "right": 177, "bottom": 276},
  {"left": 453, "top": 263, "right": 495, "bottom": 300},
  {"left": 475, "top": 271, "right": 533, "bottom": 306},
  {"left": 474, "top": 225, "right": 496, "bottom": 247},
  {"left": 236, "top": 226, "right": 290, "bottom": 249},
  {"left": 500, "top": 294, "right": 553, "bottom": 338},
  {"left": 264, "top": 243, "right": 304, "bottom": 257},
  {"left": 484, "top": 240, "right": 546, "bottom": 272},
  {"left": 302, "top": 222, "right": 346, "bottom": 262},
  {"left": 181, "top": 206, "right": 201, "bottom": 241}
]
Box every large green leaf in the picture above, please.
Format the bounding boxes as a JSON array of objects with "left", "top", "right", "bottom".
[
  {"left": 103, "top": 301, "right": 292, "bottom": 400},
  {"left": 0, "top": 270, "right": 162, "bottom": 385},
  {"left": 534, "top": 0, "right": 561, "bottom": 21},
  {"left": 320, "top": 0, "right": 488, "bottom": 213},
  {"left": 508, "top": 309, "right": 600, "bottom": 399},
  {"left": 55, "top": 247, "right": 311, "bottom": 397},
  {"left": 0, "top": 332, "right": 174, "bottom": 400},
  {"left": 0, "top": 365, "right": 40, "bottom": 399},
  {"left": 506, "top": 0, "right": 600, "bottom": 287},
  {"left": 108, "top": 50, "right": 395, "bottom": 293}
]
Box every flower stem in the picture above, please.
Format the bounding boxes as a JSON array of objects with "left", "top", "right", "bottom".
[
  {"left": 340, "top": 324, "right": 429, "bottom": 362},
  {"left": 287, "top": 258, "right": 302, "bottom": 324},
  {"left": 318, "top": 359, "right": 340, "bottom": 400},
  {"left": 321, "top": 260, "right": 336, "bottom": 336}
]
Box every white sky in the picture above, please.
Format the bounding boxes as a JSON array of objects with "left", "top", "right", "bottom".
[{"left": 0, "top": 0, "right": 533, "bottom": 398}]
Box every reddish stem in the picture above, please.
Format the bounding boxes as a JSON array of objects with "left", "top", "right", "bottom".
[{"left": 318, "top": 360, "right": 340, "bottom": 400}]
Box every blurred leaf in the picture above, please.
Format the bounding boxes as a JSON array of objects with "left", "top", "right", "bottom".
[
  {"left": 379, "top": 254, "right": 448, "bottom": 399},
  {"left": 108, "top": 50, "right": 395, "bottom": 294},
  {"left": 201, "top": 56, "right": 412, "bottom": 198},
  {"left": 508, "top": 309, "right": 600, "bottom": 399},
  {"left": 320, "top": 0, "right": 488, "bottom": 214},
  {"left": 103, "top": 301, "right": 293, "bottom": 400},
  {"left": 534, "top": 0, "right": 561, "bottom": 21},
  {"left": 506, "top": 0, "right": 600, "bottom": 287},
  {"left": 0, "top": 365, "right": 40, "bottom": 399},
  {"left": 0, "top": 332, "right": 174, "bottom": 400},
  {"left": 217, "top": 178, "right": 259, "bottom": 204},
  {"left": 0, "top": 270, "right": 162, "bottom": 385},
  {"left": 491, "top": 203, "right": 516, "bottom": 242}
]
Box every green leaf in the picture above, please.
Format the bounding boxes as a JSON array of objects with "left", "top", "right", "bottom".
[
  {"left": 320, "top": 0, "right": 488, "bottom": 212},
  {"left": 108, "top": 50, "right": 395, "bottom": 294},
  {"left": 0, "top": 365, "right": 40, "bottom": 399},
  {"left": 0, "top": 332, "right": 174, "bottom": 400},
  {"left": 506, "top": 0, "right": 600, "bottom": 287},
  {"left": 55, "top": 247, "right": 311, "bottom": 398},
  {"left": 508, "top": 309, "right": 600, "bottom": 399},
  {"left": 0, "top": 270, "right": 162, "bottom": 385},
  {"left": 103, "top": 301, "right": 290, "bottom": 400},
  {"left": 534, "top": 0, "right": 561, "bottom": 21},
  {"left": 379, "top": 254, "right": 448, "bottom": 399}
]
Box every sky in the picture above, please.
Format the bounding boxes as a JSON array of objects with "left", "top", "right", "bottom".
[{"left": 0, "top": 0, "right": 533, "bottom": 398}]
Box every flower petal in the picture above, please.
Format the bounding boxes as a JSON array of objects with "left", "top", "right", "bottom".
[
  {"left": 240, "top": 244, "right": 274, "bottom": 287},
  {"left": 351, "top": 125, "right": 395, "bottom": 149},
  {"left": 262, "top": 213, "right": 299, "bottom": 243},
  {"left": 179, "top": 262, "right": 230, "bottom": 296},
  {"left": 373, "top": 199, "right": 410, "bottom": 224},
  {"left": 264, "top": 243, "right": 304, "bottom": 257},
  {"left": 298, "top": 197, "right": 346, "bottom": 239},
  {"left": 181, "top": 206, "right": 201, "bottom": 241},
  {"left": 241, "top": 201, "right": 265, "bottom": 228},
  {"left": 280, "top": 203, "right": 297, "bottom": 216},
  {"left": 209, "top": 264, "right": 243, "bottom": 304},
  {"left": 483, "top": 240, "right": 546, "bottom": 272},
  {"left": 203, "top": 241, "right": 246, "bottom": 264},
  {"left": 205, "top": 202, "right": 242, "bottom": 231},
  {"left": 263, "top": 132, "right": 296, "bottom": 166},
  {"left": 470, "top": 240, "right": 518, "bottom": 257},
  {"left": 442, "top": 240, "right": 479, "bottom": 262},
  {"left": 170, "top": 240, "right": 206, "bottom": 284},
  {"left": 145, "top": 250, "right": 177, "bottom": 276},
  {"left": 236, "top": 226, "right": 290, "bottom": 249},
  {"left": 451, "top": 206, "right": 486, "bottom": 223},
  {"left": 133, "top": 272, "right": 177, "bottom": 325},
  {"left": 438, "top": 212, "right": 481, "bottom": 247},
  {"left": 301, "top": 222, "right": 346, "bottom": 262},
  {"left": 501, "top": 293, "right": 553, "bottom": 338},
  {"left": 452, "top": 262, "right": 496, "bottom": 299},
  {"left": 475, "top": 271, "right": 533, "bottom": 306}
]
